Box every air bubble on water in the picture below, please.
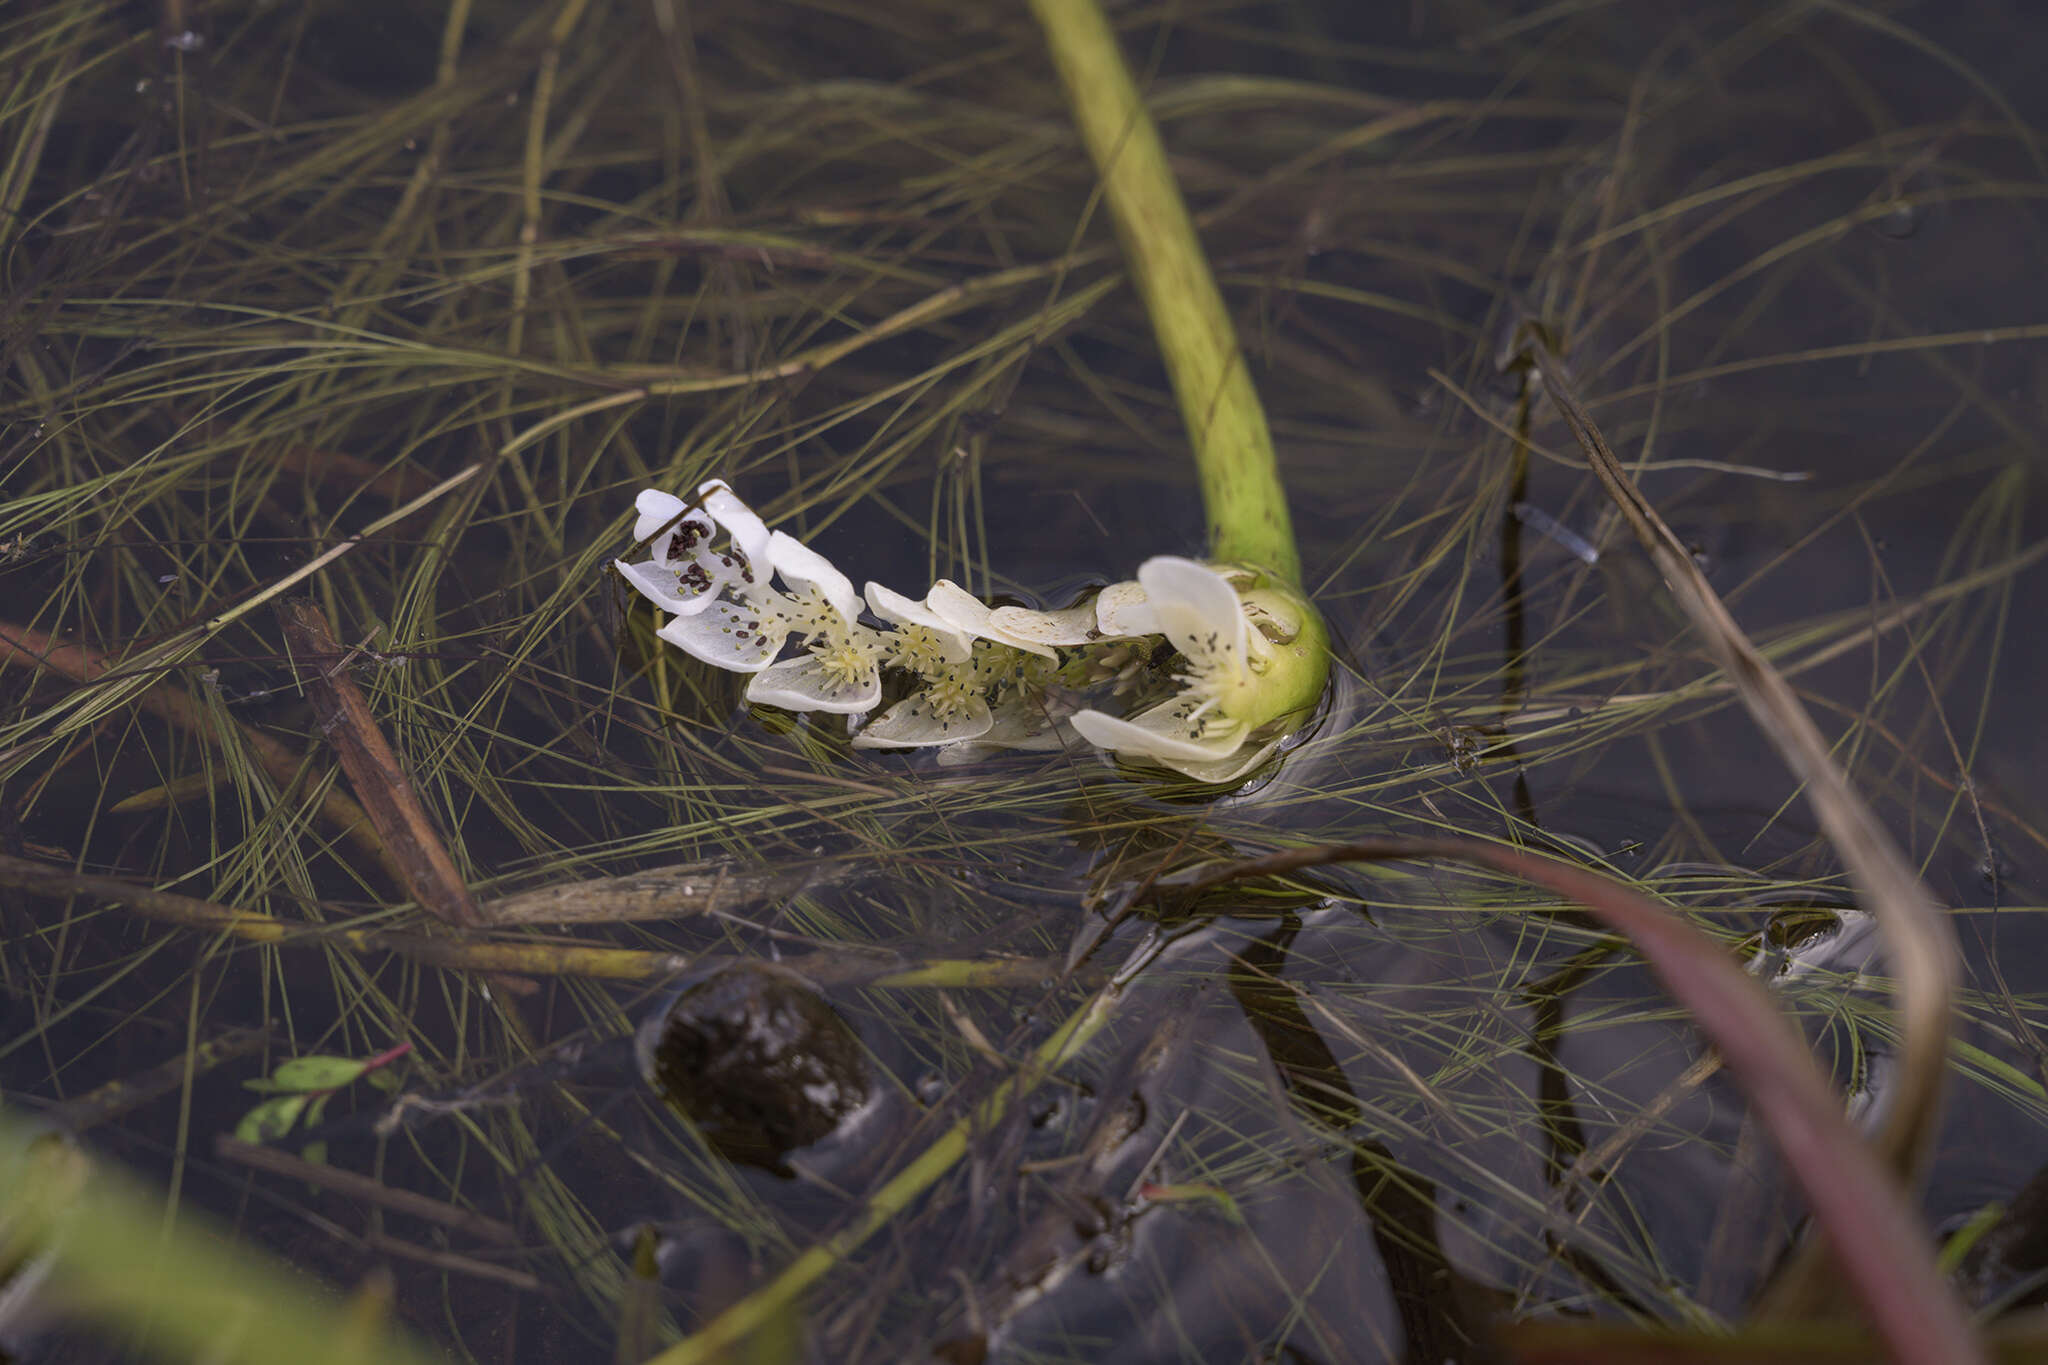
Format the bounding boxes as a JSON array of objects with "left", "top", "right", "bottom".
[
  {"left": 1873, "top": 202, "right": 1918, "bottom": 239},
  {"left": 165, "top": 30, "right": 204, "bottom": 52}
]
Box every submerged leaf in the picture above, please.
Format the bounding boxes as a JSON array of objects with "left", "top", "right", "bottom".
[
  {"left": 636, "top": 962, "right": 873, "bottom": 1175},
  {"left": 235, "top": 1094, "right": 309, "bottom": 1145},
  {"left": 264, "top": 1056, "right": 372, "bottom": 1092}
]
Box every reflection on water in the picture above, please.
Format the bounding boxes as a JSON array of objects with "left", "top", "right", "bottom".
[
  {"left": 638, "top": 962, "right": 875, "bottom": 1176},
  {"left": 4, "top": 0, "right": 2047, "bottom": 1361}
]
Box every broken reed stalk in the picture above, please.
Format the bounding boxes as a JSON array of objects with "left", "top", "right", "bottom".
[
  {"left": 278, "top": 598, "right": 482, "bottom": 928},
  {"left": 476, "top": 858, "right": 844, "bottom": 924},
  {"left": 0, "top": 851, "right": 1074, "bottom": 989},
  {"left": 1028, "top": 0, "right": 1300, "bottom": 583},
  {"left": 1524, "top": 342, "right": 1961, "bottom": 1315},
  {"left": 0, "top": 618, "right": 405, "bottom": 885},
  {"left": 213, "top": 1137, "right": 519, "bottom": 1246},
  {"left": 42, "top": 1027, "right": 270, "bottom": 1135},
  {"left": 1183, "top": 837, "right": 1984, "bottom": 1365},
  {"left": 0, "top": 459, "right": 487, "bottom": 805}
]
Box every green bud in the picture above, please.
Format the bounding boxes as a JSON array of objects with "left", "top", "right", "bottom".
[{"left": 1223, "top": 573, "right": 1330, "bottom": 733}]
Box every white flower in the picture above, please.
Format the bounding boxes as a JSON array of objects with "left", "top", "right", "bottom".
[
  {"left": 987, "top": 600, "right": 1099, "bottom": 649},
  {"left": 611, "top": 492, "right": 724, "bottom": 617},
  {"left": 724, "top": 534, "right": 882, "bottom": 715},
  {"left": 922, "top": 580, "right": 1057, "bottom": 659},
  {"left": 1068, "top": 556, "right": 1280, "bottom": 781},
  {"left": 618, "top": 481, "right": 881, "bottom": 714},
  {"left": 852, "top": 687, "right": 994, "bottom": 748},
  {"left": 853, "top": 580, "right": 991, "bottom": 747},
  {"left": 932, "top": 690, "right": 1080, "bottom": 766},
  {"left": 864, "top": 581, "right": 974, "bottom": 669},
  {"left": 850, "top": 581, "right": 1077, "bottom": 750},
  {"left": 613, "top": 480, "right": 771, "bottom": 620},
  {"left": 1091, "top": 580, "right": 1159, "bottom": 638},
  {"left": 611, "top": 485, "right": 1326, "bottom": 767}
]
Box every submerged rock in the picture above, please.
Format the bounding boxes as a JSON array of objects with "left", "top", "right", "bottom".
[{"left": 636, "top": 962, "right": 872, "bottom": 1174}]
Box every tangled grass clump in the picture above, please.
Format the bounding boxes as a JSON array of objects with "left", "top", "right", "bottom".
[{"left": 3, "top": 2, "right": 2047, "bottom": 1363}]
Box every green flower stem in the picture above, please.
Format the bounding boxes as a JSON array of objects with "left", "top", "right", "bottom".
[{"left": 1029, "top": 0, "right": 1301, "bottom": 585}]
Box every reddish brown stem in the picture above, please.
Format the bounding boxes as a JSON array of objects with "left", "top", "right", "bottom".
[
  {"left": 0, "top": 618, "right": 401, "bottom": 883},
  {"left": 1185, "top": 837, "right": 1982, "bottom": 1365},
  {"left": 277, "top": 600, "right": 482, "bottom": 928}
]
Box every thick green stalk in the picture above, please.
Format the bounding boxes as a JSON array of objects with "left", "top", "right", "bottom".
[
  {"left": 0, "top": 1113, "right": 442, "bottom": 1365},
  {"left": 1029, "top": 0, "right": 1300, "bottom": 584}
]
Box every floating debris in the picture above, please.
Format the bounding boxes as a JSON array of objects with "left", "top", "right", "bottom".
[
  {"left": 1511, "top": 501, "right": 1600, "bottom": 566},
  {"left": 636, "top": 962, "right": 872, "bottom": 1174},
  {"left": 479, "top": 858, "right": 849, "bottom": 925}
]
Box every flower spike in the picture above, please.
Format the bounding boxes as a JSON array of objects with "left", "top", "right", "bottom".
[{"left": 614, "top": 485, "right": 1325, "bottom": 777}]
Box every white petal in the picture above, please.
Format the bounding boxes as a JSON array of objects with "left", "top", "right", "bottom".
[
  {"left": 657, "top": 600, "right": 784, "bottom": 672},
  {"left": 865, "top": 582, "right": 973, "bottom": 661},
  {"left": 1069, "top": 698, "right": 1246, "bottom": 763},
  {"left": 615, "top": 557, "right": 721, "bottom": 617},
  {"left": 980, "top": 695, "right": 1067, "bottom": 747},
  {"left": 924, "top": 579, "right": 993, "bottom": 631},
  {"left": 934, "top": 708, "right": 1074, "bottom": 765},
  {"left": 697, "top": 479, "right": 772, "bottom": 570},
  {"left": 745, "top": 655, "right": 881, "bottom": 714},
  {"left": 1137, "top": 556, "right": 1248, "bottom": 674},
  {"left": 1153, "top": 735, "right": 1283, "bottom": 784},
  {"left": 926, "top": 580, "right": 1055, "bottom": 658},
  {"left": 631, "top": 490, "right": 689, "bottom": 545},
  {"left": 990, "top": 601, "right": 1099, "bottom": 648},
  {"left": 851, "top": 693, "right": 993, "bottom": 748},
  {"left": 768, "top": 531, "right": 862, "bottom": 624},
  {"left": 1093, "top": 581, "right": 1159, "bottom": 638}
]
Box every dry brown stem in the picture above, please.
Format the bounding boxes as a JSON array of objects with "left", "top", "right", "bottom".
[
  {"left": 1186, "top": 836, "right": 1982, "bottom": 1365},
  {"left": 214, "top": 1137, "right": 519, "bottom": 1246},
  {"left": 0, "top": 852, "right": 1070, "bottom": 989},
  {"left": 44, "top": 1028, "right": 271, "bottom": 1134},
  {"left": 0, "top": 618, "right": 402, "bottom": 883},
  {"left": 1525, "top": 340, "right": 1960, "bottom": 1316},
  {"left": 478, "top": 859, "right": 846, "bottom": 925},
  {"left": 278, "top": 599, "right": 482, "bottom": 928}
]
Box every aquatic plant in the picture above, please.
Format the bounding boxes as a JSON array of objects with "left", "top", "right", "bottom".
[
  {"left": 615, "top": 480, "right": 1327, "bottom": 779},
  {"left": 1067, "top": 555, "right": 1328, "bottom": 781},
  {"left": 2, "top": 0, "right": 2041, "bottom": 1363}
]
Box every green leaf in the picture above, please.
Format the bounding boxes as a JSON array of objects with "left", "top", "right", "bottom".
[
  {"left": 299, "top": 1141, "right": 328, "bottom": 1167},
  {"left": 365, "top": 1066, "right": 402, "bottom": 1093},
  {"left": 1138, "top": 1181, "right": 1243, "bottom": 1222},
  {"left": 267, "top": 1056, "right": 371, "bottom": 1092},
  {"left": 235, "top": 1094, "right": 309, "bottom": 1145},
  {"left": 1938, "top": 1201, "right": 2007, "bottom": 1274}
]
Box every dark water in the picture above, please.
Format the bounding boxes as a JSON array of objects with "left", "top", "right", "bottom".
[{"left": 5, "top": 2, "right": 2048, "bottom": 1362}]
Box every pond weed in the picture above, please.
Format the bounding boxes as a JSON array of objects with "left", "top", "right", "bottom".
[{"left": 3, "top": 1, "right": 2047, "bottom": 1361}]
